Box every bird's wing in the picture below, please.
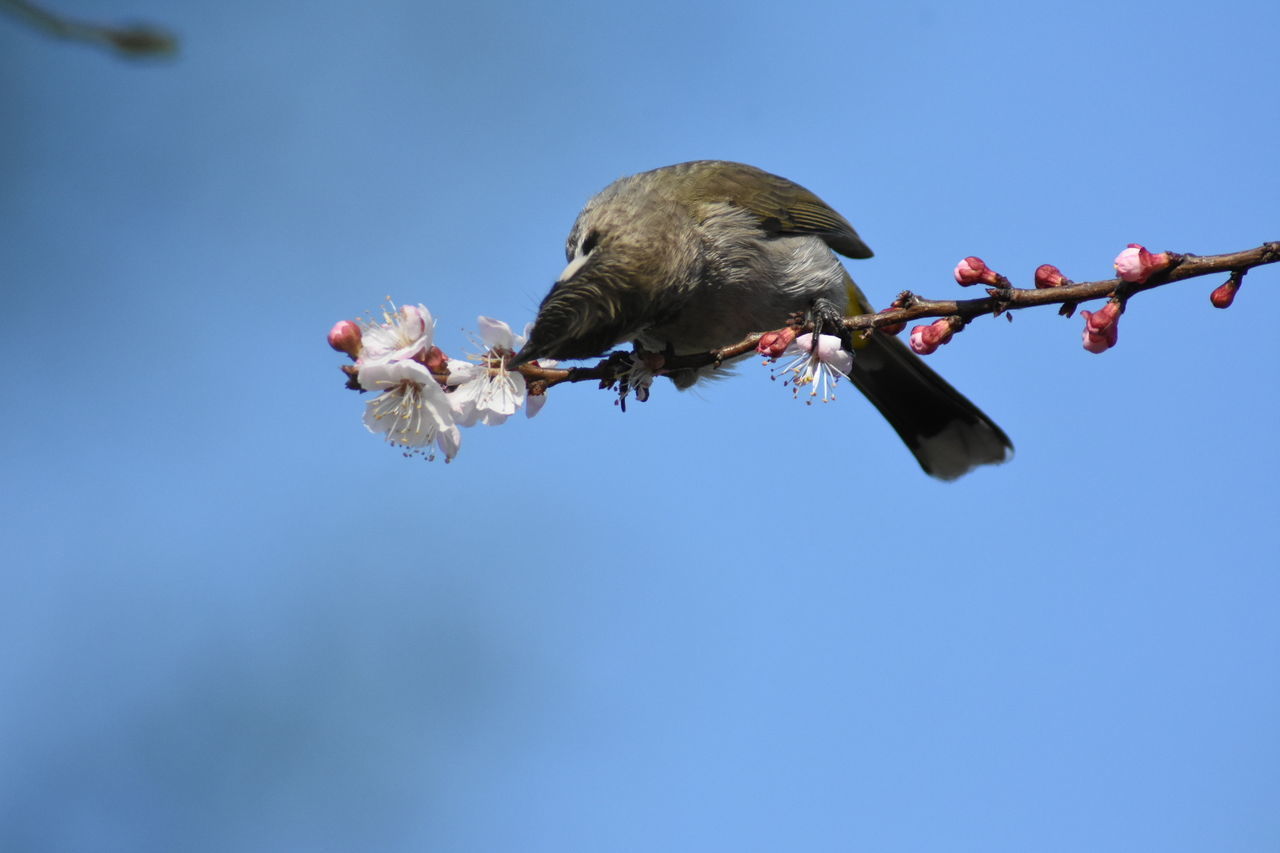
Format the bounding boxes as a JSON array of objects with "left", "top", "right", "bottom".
[{"left": 681, "top": 161, "right": 874, "bottom": 259}]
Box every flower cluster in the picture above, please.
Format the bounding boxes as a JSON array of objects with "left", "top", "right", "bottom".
[{"left": 328, "top": 305, "right": 549, "bottom": 462}]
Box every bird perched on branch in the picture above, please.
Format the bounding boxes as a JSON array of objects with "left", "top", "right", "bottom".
[{"left": 513, "top": 160, "right": 1012, "bottom": 479}]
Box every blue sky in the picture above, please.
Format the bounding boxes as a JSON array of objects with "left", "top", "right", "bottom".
[{"left": 2, "top": 0, "right": 1277, "bottom": 850}]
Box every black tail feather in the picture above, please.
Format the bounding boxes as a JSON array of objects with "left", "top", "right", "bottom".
[{"left": 847, "top": 335, "right": 1012, "bottom": 480}]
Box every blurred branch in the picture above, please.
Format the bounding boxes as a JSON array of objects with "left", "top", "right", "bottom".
[{"left": 1, "top": 0, "right": 177, "bottom": 58}]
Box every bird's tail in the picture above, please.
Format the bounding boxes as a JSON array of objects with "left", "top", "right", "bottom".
[{"left": 846, "top": 333, "right": 1013, "bottom": 480}]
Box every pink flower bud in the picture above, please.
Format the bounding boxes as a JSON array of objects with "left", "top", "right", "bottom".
[
  {"left": 1113, "top": 244, "right": 1150, "bottom": 282},
  {"left": 1034, "top": 264, "right": 1069, "bottom": 289},
  {"left": 1081, "top": 327, "right": 1116, "bottom": 353},
  {"left": 908, "top": 318, "right": 956, "bottom": 355},
  {"left": 1080, "top": 300, "right": 1121, "bottom": 353},
  {"left": 327, "top": 320, "right": 362, "bottom": 359},
  {"left": 1083, "top": 299, "right": 1121, "bottom": 333},
  {"left": 757, "top": 327, "right": 798, "bottom": 358},
  {"left": 1210, "top": 278, "right": 1240, "bottom": 309},
  {"left": 1113, "top": 243, "right": 1174, "bottom": 284},
  {"left": 876, "top": 307, "right": 906, "bottom": 336},
  {"left": 954, "top": 256, "right": 1000, "bottom": 287}
]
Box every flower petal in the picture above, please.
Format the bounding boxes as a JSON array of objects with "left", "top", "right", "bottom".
[
  {"left": 356, "top": 359, "right": 434, "bottom": 392},
  {"left": 448, "top": 377, "right": 485, "bottom": 427},
  {"left": 477, "top": 316, "right": 516, "bottom": 351},
  {"left": 444, "top": 359, "right": 485, "bottom": 386},
  {"left": 436, "top": 423, "right": 462, "bottom": 461}
]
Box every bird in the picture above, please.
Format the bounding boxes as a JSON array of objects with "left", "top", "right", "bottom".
[{"left": 512, "top": 160, "right": 1012, "bottom": 479}]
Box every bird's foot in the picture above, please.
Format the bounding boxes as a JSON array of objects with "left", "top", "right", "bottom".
[{"left": 807, "top": 297, "right": 852, "bottom": 350}]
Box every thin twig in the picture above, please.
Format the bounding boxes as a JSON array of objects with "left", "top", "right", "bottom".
[{"left": 0, "top": 0, "right": 177, "bottom": 57}]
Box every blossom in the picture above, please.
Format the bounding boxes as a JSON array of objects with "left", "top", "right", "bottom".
[
  {"left": 449, "top": 365, "right": 526, "bottom": 427},
  {"left": 446, "top": 316, "right": 534, "bottom": 426},
  {"left": 772, "top": 332, "right": 852, "bottom": 404},
  {"left": 1113, "top": 244, "right": 1174, "bottom": 284},
  {"left": 1080, "top": 300, "right": 1121, "bottom": 354},
  {"left": 358, "top": 303, "right": 435, "bottom": 366},
  {"left": 359, "top": 360, "right": 460, "bottom": 460},
  {"left": 908, "top": 319, "right": 956, "bottom": 355}
]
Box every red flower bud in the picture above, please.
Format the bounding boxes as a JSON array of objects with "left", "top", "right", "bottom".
[
  {"left": 876, "top": 307, "right": 906, "bottom": 336},
  {"left": 954, "top": 256, "right": 1001, "bottom": 287},
  {"left": 1034, "top": 264, "right": 1069, "bottom": 289},
  {"left": 327, "top": 319, "right": 362, "bottom": 359},
  {"left": 908, "top": 318, "right": 956, "bottom": 355},
  {"left": 1209, "top": 278, "right": 1240, "bottom": 309},
  {"left": 757, "top": 327, "right": 798, "bottom": 358}
]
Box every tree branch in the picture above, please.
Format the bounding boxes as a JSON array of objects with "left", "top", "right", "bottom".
[
  {"left": 329, "top": 240, "right": 1275, "bottom": 461},
  {"left": 0, "top": 0, "right": 177, "bottom": 57},
  {"left": 504, "top": 241, "right": 1278, "bottom": 390}
]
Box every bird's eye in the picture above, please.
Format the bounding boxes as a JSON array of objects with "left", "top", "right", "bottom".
[{"left": 580, "top": 230, "right": 599, "bottom": 257}]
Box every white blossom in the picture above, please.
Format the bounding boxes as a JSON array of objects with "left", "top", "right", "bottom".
[
  {"left": 447, "top": 316, "right": 537, "bottom": 426},
  {"left": 449, "top": 365, "right": 526, "bottom": 427},
  {"left": 772, "top": 333, "right": 852, "bottom": 404},
  {"left": 359, "top": 360, "right": 460, "bottom": 461},
  {"left": 358, "top": 303, "right": 435, "bottom": 366}
]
